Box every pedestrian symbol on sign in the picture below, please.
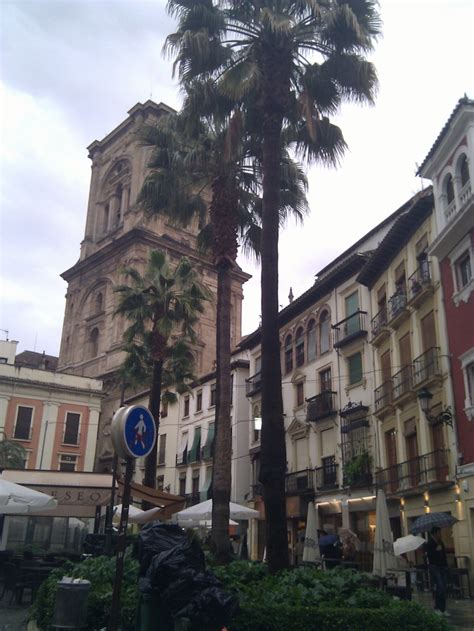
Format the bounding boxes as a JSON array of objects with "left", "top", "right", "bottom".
[{"left": 134, "top": 414, "right": 147, "bottom": 449}]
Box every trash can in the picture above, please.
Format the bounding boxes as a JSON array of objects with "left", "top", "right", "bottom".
[{"left": 52, "top": 577, "right": 91, "bottom": 629}]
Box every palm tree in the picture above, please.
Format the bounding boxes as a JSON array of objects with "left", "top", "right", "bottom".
[
  {"left": 114, "top": 250, "right": 211, "bottom": 490},
  {"left": 165, "top": 0, "right": 380, "bottom": 572},
  {"left": 0, "top": 438, "right": 27, "bottom": 470},
  {"left": 138, "top": 93, "right": 308, "bottom": 563}
]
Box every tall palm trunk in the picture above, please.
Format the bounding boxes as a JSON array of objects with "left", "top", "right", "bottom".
[
  {"left": 144, "top": 359, "right": 162, "bottom": 494},
  {"left": 259, "top": 48, "right": 291, "bottom": 573},
  {"left": 211, "top": 176, "right": 238, "bottom": 563}
]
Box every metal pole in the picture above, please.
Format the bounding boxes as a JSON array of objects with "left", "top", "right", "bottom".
[{"left": 108, "top": 456, "right": 133, "bottom": 631}]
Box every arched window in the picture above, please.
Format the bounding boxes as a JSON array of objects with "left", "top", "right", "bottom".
[
  {"left": 284, "top": 334, "right": 293, "bottom": 374},
  {"left": 95, "top": 292, "right": 103, "bottom": 314},
  {"left": 460, "top": 155, "right": 470, "bottom": 188},
  {"left": 319, "top": 310, "right": 331, "bottom": 354},
  {"left": 295, "top": 327, "right": 305, "bottom": 367},
  {"left": 89, "top": 327, "right": 99, "bottom": 358},
  {"left": 445, "top": 174, "right": 454, "bottom": 206},
  {"left": 307, "top": 319, "right": 317, "bottom": 362}
]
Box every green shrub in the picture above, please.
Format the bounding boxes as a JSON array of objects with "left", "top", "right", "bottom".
[
  {"left": 229, "top": 601, "right": 449, "bottom": 631},
  {"left": 30, "top": 554, "right": 139, "bottom": 631}
]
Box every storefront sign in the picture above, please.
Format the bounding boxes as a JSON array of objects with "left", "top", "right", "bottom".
[{"left": 29, "top": 486, "right": 111, "bottom": 506}]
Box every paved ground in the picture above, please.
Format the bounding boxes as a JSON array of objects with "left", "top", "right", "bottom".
[{"left": 1, "top": 591, "right": 474, "bottom": 630}]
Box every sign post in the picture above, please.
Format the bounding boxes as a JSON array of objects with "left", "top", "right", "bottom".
[{"left": 108, "top": 405, "right": 156, "bottom": 631}]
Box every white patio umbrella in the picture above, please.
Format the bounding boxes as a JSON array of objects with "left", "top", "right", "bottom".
[
  {"left": 302, "top": 501, "right": 320, "bottom": 563},
  {"left": 175, "top": 499, "right": 259, "bottom": 523},
  {"left": 0, "top": 479, "right": 58, "bottom": 514},
  {"left": 113, "top": 504, "right": 155, "bottom": 524},
  {"left": 373, "top": 489, "right": 396, "bottom": 577},
  {"left": 393, "top": 534, "right": 425, "bottom": 556}
]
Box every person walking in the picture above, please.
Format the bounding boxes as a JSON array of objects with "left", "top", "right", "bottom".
[{"left": 426, "top": 526, "right": 449, "bottom": 616}]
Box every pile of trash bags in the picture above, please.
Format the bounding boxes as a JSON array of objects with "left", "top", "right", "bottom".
[{"left": 136, "top": 523, "right": 237, "bottom": 631}]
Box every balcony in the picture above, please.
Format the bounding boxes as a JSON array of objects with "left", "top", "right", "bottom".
[
  {"left": 376, "top": 449, "right": 450, "bottom": 496},
  {"left": 459, "top": 179, "right": 472, "bottom": 210},
  {"left": 285, "top": 469, "right": 315, "bottom": 495},
  {"left": 413, "top": 347, "right": 442, "bottom": 387},
  {"left": 408, "top": 261, "right": 434, "bottom": 308},
  {"left": 306, "top": 391, "right": 337, "bottom": 422},
  {"left": 392, "top": 365, "right": 414, "bottom": 404},
  {"left": 185, "top": 493, "right": 201, "bottom": 507},
  {"left": 332, "top": 311, "right": 368, "bottom": 349},
  {"left": 342, "top": 452, "right": 373, "bottom": 488},
  {"left": 246, "top": 372, "right": 262, "bottom": 397},
  {"left": 370, "top": 306, "right": 390, "bottom": 346},
  {"left": 388, "top": 290, "right": 410, "bottom": 328},
  {"left": 374, "top": 381, "right": 394, "bottom": 418},
  {"left": 315, "top": 463, "right": 338, "bottom": 490}
]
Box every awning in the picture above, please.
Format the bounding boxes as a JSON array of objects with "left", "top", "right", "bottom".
[
  {"left": 177, "top": 433, "right": 188, "bottom": 465},
  {"left": 202, "top": 423, "right": 215, "bottom": 459},
  {"left": 200, "top": 468, "right": 212, "bottom": 502},
  {"left": 188, "top": 427, "right": 201, "bottom": 463},
  {"left": 117, "top": 478, "right": 185, "bottom": 519}
]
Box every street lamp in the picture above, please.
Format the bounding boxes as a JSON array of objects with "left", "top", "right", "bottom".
[{"left": 417, "top": 388, "right": 453, "bottom": 427}]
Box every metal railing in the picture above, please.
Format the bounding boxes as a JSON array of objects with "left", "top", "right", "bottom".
[
  {"left": 414, "top": 347, "right": 441, "bottom": 385},
  {"left": 371, "top": 306, "right": 388, "bottom": 338},
  {"left": 306, "top": 391, "right": 337, "bottom": 422},
  {"left": 376, "top": 449, "right": 450, "bottom": 494},
  {"left": 315, "top": 463, "right": 338, "bottom": 490},
  {"left": 374, "top": 381, "right": 393, "bottom": 411},
  {"left": 392, "top": 365, "right": 414, "bottom": 400},
  {"left": 408, "top": 260, "right": 432, "bottom": 298},
  {"left": 184, "top": 493, "right": 201, "bottom": 507},
  {"left": 333, "top": 311, "right": 367, "bottom": 347},
  {"left": 388, "top": 290, "right": 407, "bottom": 320},
  {"left": 285, "top": 469, "right": 315, "bottom": 495},
  {"left": 246, "top": 371, "right": 262, "bottom": 396}
]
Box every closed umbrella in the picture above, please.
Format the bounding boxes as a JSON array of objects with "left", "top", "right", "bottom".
[
  {"left": 302, "top": 502, "right": 320, "bottom": 563},
  {"left": 0, "top": 478, "right": 57, "bottom": 514},
  {"left": 411, "top": 512, "right": 458, "bottom": 535},
  {"left": 373, "top": 489, "right": 396, "bottom": 577},
  {"left": 393, "top": 534, "right": 425, "bottom": 556}
]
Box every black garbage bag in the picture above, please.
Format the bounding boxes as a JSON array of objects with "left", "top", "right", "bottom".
[
  {"left": 160, "top": 570, "right": 221, "bottom": 615},
  {"left": 145, "top": 540, "right": 205, "bottom": 592},
  {"left": 175, "top": 585, "right": 238, "bottom": 630},
  {"left": 136, "top": 523, "right": 187, "bottom": 576}
]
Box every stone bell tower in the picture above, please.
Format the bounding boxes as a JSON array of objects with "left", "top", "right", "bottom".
[{"left": 57, "top": 100, "right": 250, "bottom": 471}]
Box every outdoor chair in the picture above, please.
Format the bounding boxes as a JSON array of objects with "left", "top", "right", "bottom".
[{"left": 0, "top": 562, "right": 28, "bottom": 604}]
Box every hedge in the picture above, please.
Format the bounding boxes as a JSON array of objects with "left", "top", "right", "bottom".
[{"left": 229, "top": 601, "right": 450, "bottom": 631}]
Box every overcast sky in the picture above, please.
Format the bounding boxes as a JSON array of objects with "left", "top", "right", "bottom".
[{"left": 1, "top": 0, "right": 473, "bottom": 356}]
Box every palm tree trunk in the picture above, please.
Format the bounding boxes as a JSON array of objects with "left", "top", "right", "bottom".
[
  {"left": 259, "top": 52, "right": 291, "bottom": 573},
  {"left": 211, "top": 258, "right": 233, "bottom": 564},
  {"left": 144, "top": 359, "right": 162, "bottom": 498}
]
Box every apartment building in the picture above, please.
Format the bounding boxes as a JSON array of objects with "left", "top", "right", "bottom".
[{"left": 419, "top": 97, "right": 474, "bottom": 570}]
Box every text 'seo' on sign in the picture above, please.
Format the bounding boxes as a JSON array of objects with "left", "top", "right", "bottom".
[{"left": 111, "top": 405, "right": 156, "bottom": 460}]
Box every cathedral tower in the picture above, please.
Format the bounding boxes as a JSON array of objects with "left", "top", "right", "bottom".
[{"left": 57, "top": 101, "right": 250, "bottom": 470}]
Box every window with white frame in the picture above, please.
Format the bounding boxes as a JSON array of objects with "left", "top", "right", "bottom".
[
  {"left": 63, "top": 412, "right": 80, "bottom": 445},
  {"left": 59, "top": 454, "right": 77, "bottom": 472},
  {"left": 158, "top": 433, "right": 167, "bottom": 465},
  {"left": 14, "top": 406, "right": 33, "bottom": 440},
  {"left": 460, "top": 348, "right": 474, "bottom": 421},
  {"left": 449, "top": 235, "right": 474, "bottom": 305}
]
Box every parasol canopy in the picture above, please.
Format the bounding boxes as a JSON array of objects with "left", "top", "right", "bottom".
[
  {"left": 0, "top": 478, "right": 58, "bottom": 514},
  {"left": 302, "top": 502, "right": 320, "bottom": 564},
  {"left": 175, "top": 499, "right": 259, "bottom": 522},
  {"left": 393, "top": 534, "right": 426, "bottom": 556},
  {"left": 373, "top": 489, "right": 396, "bottom": 577},
  {"left": 411, "top": 512, "right": 458, "bottom": 535}
]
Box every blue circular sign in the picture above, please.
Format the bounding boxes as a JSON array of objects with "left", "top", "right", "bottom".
[{"left": 112, "top": 405, "right": 156, "bottom": 459}]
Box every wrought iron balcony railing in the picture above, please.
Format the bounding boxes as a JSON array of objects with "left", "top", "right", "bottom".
[
  {"left": 408, "top": 260, "right": 432, "bottom": 299},
  {"left": 388, "top": 290, "right": 408, "bottom": 320},
  {"left": 306, "top": 391, "right": 337, "bottom": 422},
  {"left": 374, "top": 381, "right": 393, "bottom": 412},
  {"left": 332, "top": 311, "right": 368, "bottom": 348},
  {"left": 185, "top": 493, "right": 202, "bottom": 507},
  {"left": 413, "top": 347, "right": 441, "bottom": 385},
  {"left": 375, "top": 449, "right": 450, "bottom": 494},
  {"left": 392, "top": 365, "right": 414, "bottom": 400},
  {"left": 285, "top": 469, "right": 315, "bottom": 495},
  {"left": 246, "top": 371, "right": 262, "bottom": 396},
  {"left": 371, "top": 306, "right": 388, "bottom": 338},
  {"left": 315, "top": 463, "right": 338, "bottom": 490}
]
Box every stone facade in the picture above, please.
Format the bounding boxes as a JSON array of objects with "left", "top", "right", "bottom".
[{"left": 57, "top": 101, "right": 250, "bottom": 471}]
